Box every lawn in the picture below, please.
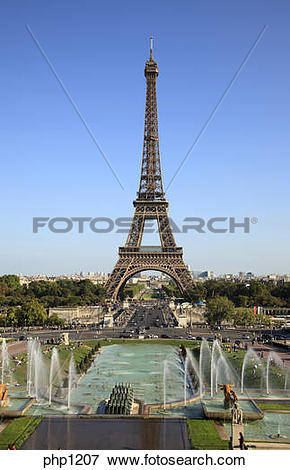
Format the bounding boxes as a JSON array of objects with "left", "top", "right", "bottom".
[
  {"left": 258, "top": 402, "right": 290, "bottom": 411},
  {"left": 0, "top": 417, "right": 42, "bottom": 449},
  {"left": 96, "top": 338, "right": 200, "bottom": 348},
  {"left": 187, "top": 419, "right": 228, "bottom": 450}
]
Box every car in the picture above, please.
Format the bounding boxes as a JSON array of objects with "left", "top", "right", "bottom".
[
  {"left": 196, "top": 336, "right": 203, "bottom": 341},
  {"left": 242, "top": 334, "right": 250, "bottom": 339},
  {"left": 152, "top": 334, "right": 159, "bottom": 338},
  {"left": 119, "top": 333, "right": 132, "bottom": 338},
  {"left": 186, "top": 335, "right": 196, "bottom": 340},
  {"left": 207, "top": 337, "right": 214, "bottom": 342},
  {"left": 161, "top": 334, "right": 170, "bottom": 339}
]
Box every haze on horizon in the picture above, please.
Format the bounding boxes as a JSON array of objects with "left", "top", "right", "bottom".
[{"left": 1, "top": 0, "right": 289, "bottom": 276}]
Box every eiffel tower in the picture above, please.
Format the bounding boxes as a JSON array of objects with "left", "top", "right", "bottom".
[{"left": 106, "top": 39, "right": 194, "bottom": 301}]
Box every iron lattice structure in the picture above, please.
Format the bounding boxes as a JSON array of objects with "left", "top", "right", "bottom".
[{"left": 106, "top": 41, "right": 194, "bottom": 301}]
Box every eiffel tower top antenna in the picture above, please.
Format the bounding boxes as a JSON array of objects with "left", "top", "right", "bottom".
[{"left": 150, "top": 36, "right": 153, "bottom": 59}]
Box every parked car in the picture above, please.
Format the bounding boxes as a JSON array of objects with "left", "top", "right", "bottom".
[{"left": 242, "top": 334, "right": 250, "bottom": 339}]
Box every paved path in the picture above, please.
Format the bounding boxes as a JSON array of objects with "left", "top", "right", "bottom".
[
  {"left": 253, "top": 343, "right": 290, "bottom": 371},
  {"left": 7, "top": 341, "right": 27, "bottom": 357}
]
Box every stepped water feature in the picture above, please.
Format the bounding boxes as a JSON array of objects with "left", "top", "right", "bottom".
[{"left": 71, "top": 343, "right": 199, "bottom": 412}]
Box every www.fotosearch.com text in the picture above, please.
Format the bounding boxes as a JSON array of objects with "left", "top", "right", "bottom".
[{"left": 33, "top": 216, "right": 258, "bottom": 234}]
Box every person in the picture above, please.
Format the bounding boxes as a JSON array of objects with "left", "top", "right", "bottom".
[
  {"left": 239, "top": 432, "right": 245, "bottom": 450},
  {"left": 7, "top": 443, "right": 16, "bottom": 450}
]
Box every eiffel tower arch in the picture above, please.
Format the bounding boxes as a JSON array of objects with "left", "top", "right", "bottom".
[{"left": 106, "top": 39, "right": 194, "bottom": 301}]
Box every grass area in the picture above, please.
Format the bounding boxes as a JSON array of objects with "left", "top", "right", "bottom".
[
  {"left": 187, "top": 419, "right": 228, "bottom": 450},
  {"left": 96, "top": 338, "right": 200, "bottom": 348},
  {"left": 122, "top": 283, "right": 145, "bottom": 299},
  {"left": 258, "top": 402, "right": 290, "bottom": 411},
  {"left": 0, "top": 417, "right": 42, "bottom": 449}
]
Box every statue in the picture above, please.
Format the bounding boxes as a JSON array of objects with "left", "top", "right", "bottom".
[
  {"left": 218, "top": 384, "right": 238, "bottom": 409},
  {"left": 231, "top": 402, "right": 243, "bottom": 425},
  {"left": 0, "top": 383, "right": 9, "bottom": 407}
]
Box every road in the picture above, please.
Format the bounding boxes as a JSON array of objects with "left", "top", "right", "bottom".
[{"left": 1, "top": 301, "right": 289, "bottom": 353}]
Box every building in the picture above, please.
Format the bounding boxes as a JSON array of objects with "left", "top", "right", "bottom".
[{"left": 48, "top": 305, "right": 103, "bottom": 324}]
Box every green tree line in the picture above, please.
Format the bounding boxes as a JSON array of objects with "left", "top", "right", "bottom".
[
  {"left": 0, "top": 275, "right": 106, "bottom": 326},
  {"left": 163, "top": 279, "right": 290, "bottom": 308}
]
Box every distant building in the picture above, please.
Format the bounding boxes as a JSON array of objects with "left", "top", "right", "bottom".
[
  {"left": 48, "top": 305, "right": 103, "bottom": 324},
  {"left": 199, "top": 271, "right": 214, "bottom": 279}
]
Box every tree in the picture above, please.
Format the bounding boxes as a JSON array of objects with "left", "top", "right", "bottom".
[
  {"left": 232, "top": 307, "right": 255, "bottom": 326},
  {"left": 0, "top": 275, "right": 21, "bottom": 290},
  {"left": 206, "top": 296, "right": 235, "bottom": 326},
  {"left": 254, "top": 313, "right": 272, "bottom": 328},
  {"left": 46, "top": 314, "right": 65, "bottom": 327},
  {"left": 184, "top": 284, "right": 206, "bottom": 303},
  {"left": 16, "top": 299, "right": 47, "bottom": 326}
]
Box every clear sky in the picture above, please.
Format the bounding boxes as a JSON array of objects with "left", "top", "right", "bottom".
[{"left": 0, "top": 0, "right": 289, "bottom": 276}]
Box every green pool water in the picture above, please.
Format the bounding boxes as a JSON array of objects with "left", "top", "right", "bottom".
[
  {"left": 1, "top": 397, "right": 30, "bottom": 411},
  {"left": 204, "top": 398, "right": 258, "bottom": 414},
  {"left": 225, "top": 413, "right": 290, "bottom": 440},
  {"left": 30, "top": 403, "right": 79, "bottom": 415},
  {"left": 71, "top": 343, "right": 191, "bottom": 411}
]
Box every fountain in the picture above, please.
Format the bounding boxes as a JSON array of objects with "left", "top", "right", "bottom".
[
  {"left": 186, "top": 349, "right": 202, "bottom": 394},
  {"left": 49, "top": 348, "right": 62, "bottom": 406},
  {"left": 266, "top": 351, "right": 284, "bottom": 395},
  {"left": 210, "top": 340, "right": 236, "bottom": 397},
  {"left": 241, "top": 348, "right": 265, "bottom": 394},
  {"left": 199, "top": 339, "right": 211, "bottom": 396},
  {"left": 1, "top": 338, "right": 10, "bottom": 384},
  {"left": 284, "top": 371, "right": 289, "bottom": 391},
  {"left": 163, "top": 360, "right": 167, "bottom": 410},
  {"left": 67, "top": 354, "right": 77, "bottom": 410},
  {"left": 27, "top": 338, "right": 48, "bottom": 401},
  {"left": 183, "top": 355, "right": 188, "bottom": 407}
]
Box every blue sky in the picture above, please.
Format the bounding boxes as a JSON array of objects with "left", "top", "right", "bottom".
[{"left": 0, "top": 0, "right": 289, "bottom": 275}]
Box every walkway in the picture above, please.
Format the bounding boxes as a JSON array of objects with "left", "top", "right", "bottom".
[{"left": 253, "top": 343, "right": 290, "bottom": 371}]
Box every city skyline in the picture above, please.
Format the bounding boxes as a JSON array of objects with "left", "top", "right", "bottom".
[{"left": 1, "top": 1, "right": 290, "bottom": 275}]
